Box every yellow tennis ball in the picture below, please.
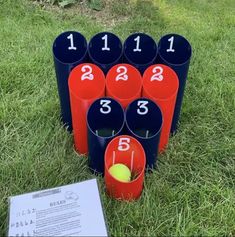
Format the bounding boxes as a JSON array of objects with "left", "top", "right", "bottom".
[{"left": 109, "top": 163, "right": 131, "bottom": 182}]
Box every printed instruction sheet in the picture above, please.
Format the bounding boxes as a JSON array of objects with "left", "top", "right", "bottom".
[{"left": 8, "top": 179, "right": 108, "bottom": 236}]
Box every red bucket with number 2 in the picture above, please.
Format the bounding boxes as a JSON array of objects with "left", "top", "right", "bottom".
[
  {"left": 69, "top": 63, "right": 105, "bottom": 154},
  {"left": 143, "top": 64, "right": 179, "bottom": 152},
  {"left": 106, "top": 64, "right": 142, "bottom": 109}
]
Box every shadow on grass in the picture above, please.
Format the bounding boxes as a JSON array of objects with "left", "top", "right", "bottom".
[{"left": 109, "top": 0, "right": 167, "bottom": 39}]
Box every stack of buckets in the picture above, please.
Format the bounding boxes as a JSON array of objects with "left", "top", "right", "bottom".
[{"left": 52, "top": 31, "right": 192, "bottom": 201}]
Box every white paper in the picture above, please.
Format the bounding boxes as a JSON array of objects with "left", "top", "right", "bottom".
[{"left": 8, "top": 179, "right": 108, "bottom": 237}]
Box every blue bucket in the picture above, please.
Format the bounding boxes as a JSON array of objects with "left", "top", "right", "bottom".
[{"left": 52, "top": 31, "right": 88, "bottom": 131}]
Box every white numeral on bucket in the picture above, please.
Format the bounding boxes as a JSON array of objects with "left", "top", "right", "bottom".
[
  {"left": 150, "top": 66, "right": 163, "bottom": 81},
  {"left": 137, "top": 100, "right": 149, "bottom": 115},
  {"left": 133, "top": 36, "right": 142, "bottom": 52},
  {"left": 118, "top": 138, "right": 130, "bottom": 151},
  {"left": 102, "top": 34, "right": 110, "bottom": 51},
  {"left": 81, "top": 65, "right": 94, "bottom": 81},
  {"left": 115, "top": 66, "right": 128, "bottom": 81},
  {"left": 67, "top": 34, "right": 77, "bottom": 50},
  {"left": 166, "top": 36, "right": 175, "bottom": 52},
  {"left": 100, "top": 99, "right": 111, "bottom": 114}
]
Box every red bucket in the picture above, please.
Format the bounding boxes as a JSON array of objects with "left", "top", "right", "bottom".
[
  {"left": 143, "top": 64, "right": 179, "bottom": 152},
  {"left": 104, "top": 135, "right": 146, "bottom": 201},
  {"left": 69, "top": 63, "right": 105, "bottom": 154},
  {"left": 106, "top": 64, "right": 142, "bottom": 109}
]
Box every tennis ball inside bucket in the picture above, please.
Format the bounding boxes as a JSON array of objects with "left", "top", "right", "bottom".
[{"left": 109, "top": 163, "right": 131, "bottom": 182}]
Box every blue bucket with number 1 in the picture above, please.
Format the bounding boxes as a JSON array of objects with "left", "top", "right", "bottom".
[
  {"left": 157, "top": 33, "right": 192, "bottom": 133},
  {"left": 88, "top": 32, "right": 123, "bottom": 74},
  {"left": 52, "top": 31, "right": 88, "bottom": 131},
  {"left": 123, "top": 33, "right": 158, "bottom": 75}
]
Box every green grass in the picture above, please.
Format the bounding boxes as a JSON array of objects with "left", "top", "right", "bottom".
[{"left": 0, "top": 0, "right": 235, "bottom": 236}]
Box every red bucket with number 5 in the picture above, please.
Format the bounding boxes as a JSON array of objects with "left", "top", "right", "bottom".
[
  {"left": 106, "top": 64, "right": 142, "bottom": 109},
  {"left": 143, "top": 64, "right": 179, "bottom": 152},
  {"left": 69, "top": 63, "right": 105, "bottom": 154},
  {"left": 104, "top": 135, "right": 146, "bottom": 201}
]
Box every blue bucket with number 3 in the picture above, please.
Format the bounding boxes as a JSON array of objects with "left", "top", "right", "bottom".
[
  {"left": 53, "top": 31, "right": 88, "bottom": 131},
  {"left": 87, "top": 97, "right": 125, "bottom": 175},
  {"left": 125, "top": 98, "right": 163, "bottom": 170}
]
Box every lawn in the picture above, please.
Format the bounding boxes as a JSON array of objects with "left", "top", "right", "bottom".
[{"left": 0, "top": 0, "right": 235, "bottom": 236}]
